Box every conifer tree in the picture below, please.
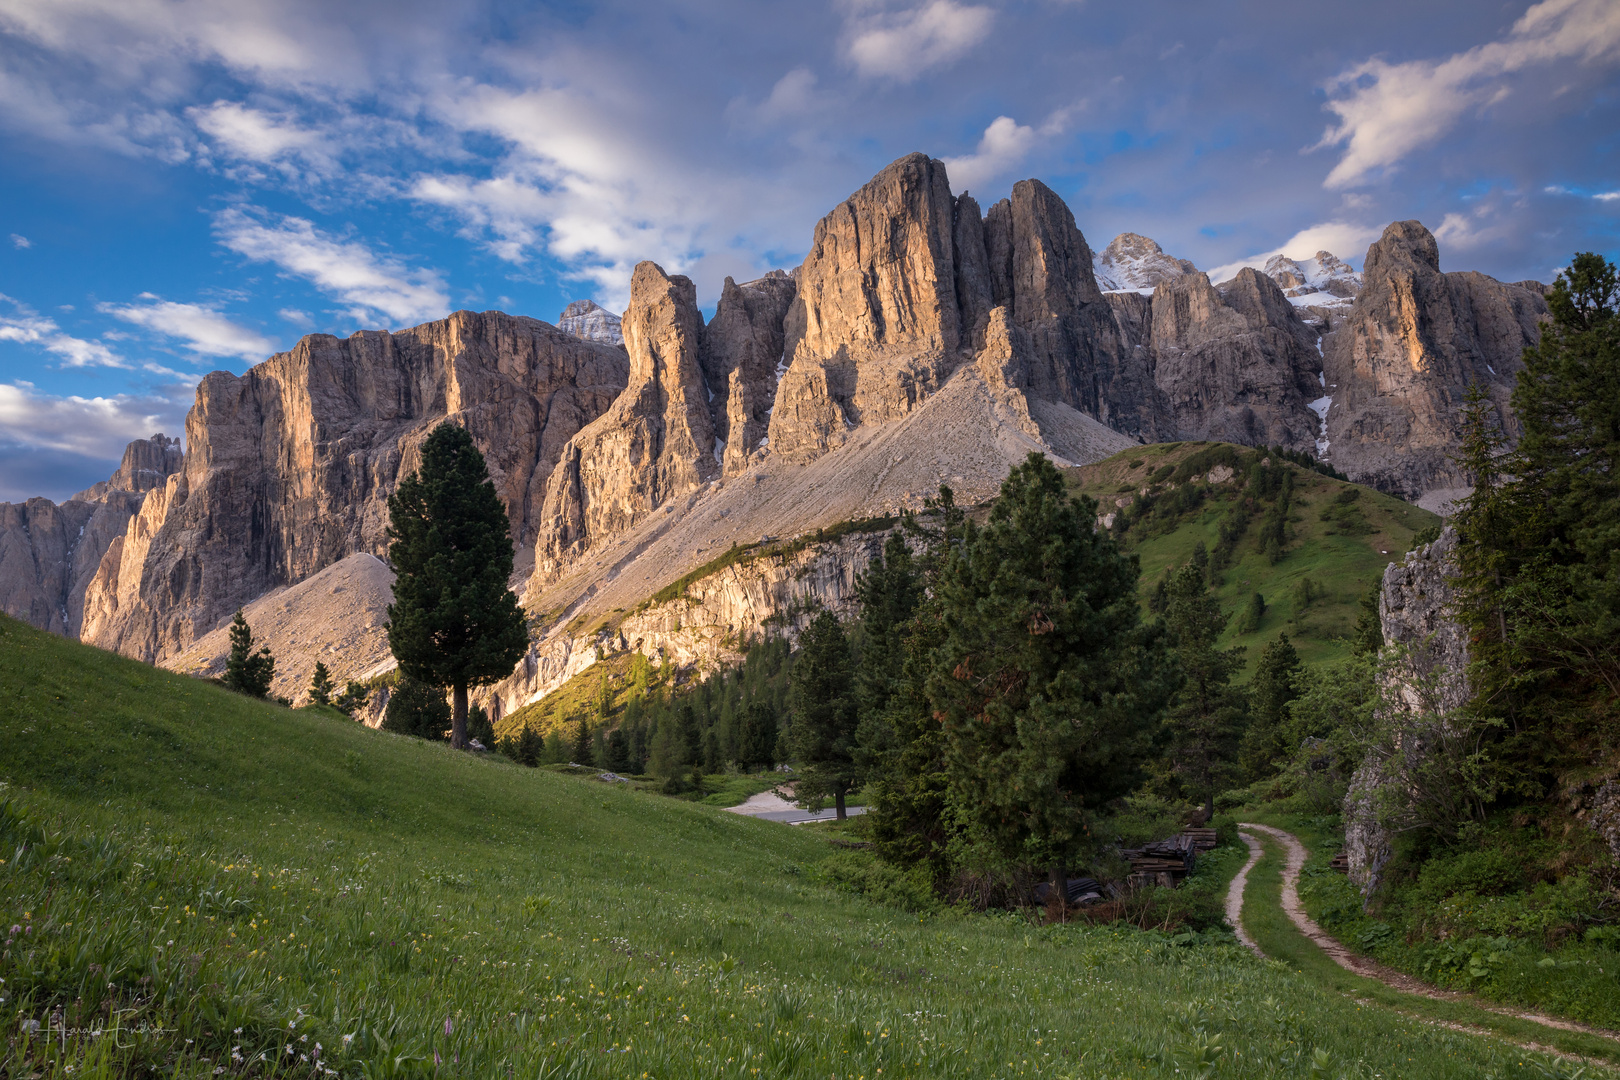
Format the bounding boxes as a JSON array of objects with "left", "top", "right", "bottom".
[
  {"left": 467, "top": 703, "right": 495, "bottom": 748},
  {"left": 1162, "top": 563, "right": 1248, "bottom": 819},
  {"left": 738, "top": 700, "right": 778, "bottom": 770},
  {"left": 853, "top": 531, "right": 922, "bottom": 720},
  {"left": 515, "top": 723, "right": 543, "bottom": 767},
  {"left": 606, "top": 727, "right": 632, "bottom": 773},
  {"left": 570, "top": 717, "right": 593, "bottom": 765},
  {"left": 786, "top": 610, "right": 859, "bottom": 818},
  {"left": 223, "top": 609, "right": 275, "bottom": 697},
  {"left": 928, "top": 453, "right": 1174, "bottom": 895},
  {"left": 1239, "top": 633, "right": 1302, "bottom": 781},
  {"left": 307, "top": 661, "right": 335, "bottom": 706},
  {"left": 333, "top": 680, "right": 369, "bottom": 717},
  {"left": 386, "top": 423, "right": 529, "bottom": 750}
]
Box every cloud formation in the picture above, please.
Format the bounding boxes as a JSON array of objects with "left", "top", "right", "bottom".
[
  {"left": 214, "top": 207, "right": 450, "bottom": 326},
  {"left": 844, "top": 1, "right": 994, "bottom": 82},
  {"left": 0, "top": 380, "right": 184, "bottom": 462},
  {"left": 100, "top": 295, "right": 277, "bottom": 361},
  {"left": 0, "top": 296, "right": 125, "bottom": 368},
  {"left": 1317, "top": 0, "right": 1620, "bottom": 188}
]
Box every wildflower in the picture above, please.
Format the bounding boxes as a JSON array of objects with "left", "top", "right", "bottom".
[{"left": 444, "top": 1018, "right": 453, "bottom": 1036}]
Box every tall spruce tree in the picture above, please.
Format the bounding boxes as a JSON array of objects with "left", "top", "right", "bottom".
[
  {"left": 1163, "top": 563, "right": 1248, "bottom": 819},
  {"left": 786, "top": 610, "right": 859, "bottom": 818},
  {"left": 223, "top": 609, "right": 275, "bottom": 698},
  {"left": 387, "top": 423, "right": 530, "bottom": 749},
  {"left": 1239, "top": 633, "right": 1302, "bottom": 781},
  {"left": 928, "top": 453, "right": 1174, "bottom": 896},
  {"left": 1453, "top": 252, "right": 1620, "bottom": 776}
]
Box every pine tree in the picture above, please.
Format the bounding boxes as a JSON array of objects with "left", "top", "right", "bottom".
[
  {"left": 928, "top": 453, "right": 1175, "bottom": 896},
  {"left": 333, "top": 680, "right": 369, "bottom": 717},
  {"left": 738, "top": 700, "right": 778, "bottom": 770},
  {"left": 570, "top": 717, "right": 593, "bottom": 765},
  {"left": 785, "top": 610, "right": 859, "bottom": 819},
  {"left": 1239, "top": 633, "right": 1302, "bottom": 781},
  {"left": 223, "top": 609, "right": 275, "bottom": 698},
  {"left": 515, "top": 723, "right": 543, "bottom": 767},
  {"left": 853, "top": 531, "right": 922, "bottom": 720},
  {"left": 386, "top": 423, "right": 530, "bottom": 750},
  {"left": 1162, "top": 563, "right": 1248, "bottom": 819},
  {"left": 307, "top": 661, "right": 335, "bottom": 706},
  {"left": 606, "top": 727, "right": 632, "bottom": 773}
]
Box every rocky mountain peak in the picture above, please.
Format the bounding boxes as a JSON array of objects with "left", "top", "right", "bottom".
[
  {"left": 1094, "top": 232, "right": 1198, "bottom": 293},
  {"left": 1261, "top": 251, "right": 1362, "bottom": 304},
  {"left": 1364, "top": 220, "right": 1441, "bottom": 278},
  {"left": 557, "top": 299, "right": 624, "bottom": 346},
  {"left": 71, "top": 433, "right": 184, "bottom": 503}
]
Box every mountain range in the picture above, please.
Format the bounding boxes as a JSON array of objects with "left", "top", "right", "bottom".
[{"left": 0, "top": 152, "right": 1550, "bottom": 716}]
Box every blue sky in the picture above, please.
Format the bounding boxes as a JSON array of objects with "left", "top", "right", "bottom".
[{"left": 2, "top": 0, "right": 1617, "bottom": 501}]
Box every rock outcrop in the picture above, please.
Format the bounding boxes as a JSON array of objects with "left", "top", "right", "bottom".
[
  {"left": 699, "top": 271, "right": 797, "bottom": 474},
  {"left": 1320, "top": 221, "right": 1548, "bottom": 499},
  {"left": 530, "top": 263, "right": 719, "bottom": 584},
  {"left": 80, "top": 311, "right": 627, "bottom": 662},
  {"left": 0, "top": 434, "right": 183, "bottom": 637},
  {"left": 1343, "top": 527, "right": 1469, "bottom": 897},
  {"left": 769, "top": 153, "right": 965, "bottom": 464},
  {"left": 557, "top": 299, "right": 625, "bottom": 346}
]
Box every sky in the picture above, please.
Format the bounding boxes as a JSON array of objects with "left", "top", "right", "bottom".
[{"left": 1, "top": 0, "right": 1617, "bottom": 502}]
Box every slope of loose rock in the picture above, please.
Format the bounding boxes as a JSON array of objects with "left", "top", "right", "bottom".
[{"left": 162, "top": 551, "right": 396, "bottom": 705}]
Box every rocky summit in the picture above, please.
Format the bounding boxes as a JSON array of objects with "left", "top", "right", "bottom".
[{"left": 0, "top": 153, "right": 1552, "bottom": 720}]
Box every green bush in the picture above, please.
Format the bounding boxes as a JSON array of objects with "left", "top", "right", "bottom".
[
  {"left": 814, "top": 850, "right": 942, "bottom": 913},
  {"left": 1412, "top": 847, "right": 1527, "bottom": 904}
]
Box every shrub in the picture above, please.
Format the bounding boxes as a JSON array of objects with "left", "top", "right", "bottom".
[{"left": 814, "top": 851, "right": 942, "bottom": 913}]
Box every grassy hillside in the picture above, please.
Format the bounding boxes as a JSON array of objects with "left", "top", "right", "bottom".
[
  {"left": 0, "top": 613, "right": 1578, "bottom": 1078},
  {"left": 1069, "top": 442, "right": 1442, "bottom": 671}
]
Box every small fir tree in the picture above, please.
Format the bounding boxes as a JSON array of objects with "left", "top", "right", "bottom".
[
  {"left": 386, "top": 423, "right": 530, "bottom": 750},
  {"left": 307, "top": 661, "right": 335, "bottom": 706},
  {"left": 467, "top": 703, "right": 495, "bottom": 748},
  {"left": 515, "top": 724, "right": 543, "bottom": 767},
  {"left": 570, "top": 717, "right": 593, "bottom": 765},
  {"left": 333, "top": 680, "right": 369, "bottom": 717},
  {"left": 786, "top": 610, "right": 859, "bottom": 818},
  {"left": 606, "top": 727, "right": 632, "bottom": 773},
  {"left": 738, "top": 700, "right": 778, "bottom": 770},
  {"left": 223, "top": 609, "right": 275, "bottom": 698},
  {"left": 1239, "top": 633, "right": 1302, "bottom": 781}
]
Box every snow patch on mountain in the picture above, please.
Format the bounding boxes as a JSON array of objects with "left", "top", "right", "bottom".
[
  {"left": 1094, "top": 233, "right": 1199, "bottom": 293},
  {"left": 557, "top": 299, "right": 624, "bottom": 346},
  {"left": 1263, "top": 252, "right": 1362, "bottom": 309}
]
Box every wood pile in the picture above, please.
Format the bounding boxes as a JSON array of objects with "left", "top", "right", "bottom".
[
  {"left": 1123, "top": 833, "right": 1198, "bottom": 888},
  {"left": 1330, "top": 851, "right": 1350, "bottom": 874},
  {"left": 1182, "top": 827, "right": 1217, "bottom": 852}
]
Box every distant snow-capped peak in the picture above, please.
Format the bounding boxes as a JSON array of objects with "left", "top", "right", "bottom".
[
  {"left": 1094, "top": 233, "right": 1199, "bottom": 294},
  {"left": 1262, "top": 251, "right": 1362, "bottom": 307},
  {"left": 557, "top": 299, "right": 624, "bottom": 346}
]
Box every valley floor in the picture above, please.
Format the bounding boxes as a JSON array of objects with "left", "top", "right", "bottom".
[{"left": 0, "top": 613, "right": 1601, "bottom": 1078}]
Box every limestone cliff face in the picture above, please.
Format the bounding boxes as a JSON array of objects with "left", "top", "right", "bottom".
[
  {"left": 699, "top": 271, "right": 797, "bottom": 475},
  {"left": 768, "top": 153, "right": 964, "bottom": 464},
  {"left": 80, "top": 311, "right": 627, "bottom": 662},
  {"left": 1344, "top": 527, "right": 1469, "bottom": 897},
  {"left": 1145, "top": 269, "right": 1324, "bottom": 449},
  {"left": 1322, "top": 221, "right": 1548, "bottom": 498},
  {"left": 530, "top": 263, "right": 718, "bottom": 585},
  {"left": 0, "top": 435, "right": 183, "bottom": 637}
]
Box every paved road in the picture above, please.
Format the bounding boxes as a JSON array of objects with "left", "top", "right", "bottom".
[{"left": 725, "top": 790, "right": 869, "bottom": 825}]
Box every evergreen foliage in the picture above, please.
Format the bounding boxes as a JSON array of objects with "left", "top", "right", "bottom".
[
  {"left": 927, "top": 453, "right": 1174, "bottom": 893},
  {"left": 307, "top": 661, "right": 334, "bottom": 706},
  {"left": 381, "top": 675, "right": 451, "bottom": 740},
  {"left": 467, "top": 703, "right": 495, "bottom": 748},
  {"left": 785, "top": 610, "right": 860, "bottom": 818},
  {"left": 222, "top": 609, "right": 274, "bottom": 698},
  {"left": 386, "top": 423, "right": 529, "bottom": 749},
  {"left": 1239, "top": 633, "right": 1301, "bottom": 781},
  {"left": 1162, "top": 563, "right": 1248, "bottom": 819},
  {"left": 332, "top": 680, "right": 369, "bottom": 717}
]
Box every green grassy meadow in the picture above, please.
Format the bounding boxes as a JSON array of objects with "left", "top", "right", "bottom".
[
  {"left": 0, "top": 612, "right": 1592, "bottom": 1078},
  {"left": 1070, "top": 443, "right": 1441, "bottom": 671}
]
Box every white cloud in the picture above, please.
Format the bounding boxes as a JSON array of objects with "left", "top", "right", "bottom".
[
  {"left": 0, "top": 295, "right": 125, "bottom": 368},
  {"left": 0, "top": 380, "right": 185, "bottom": 461},
  {"left": 190, "top": 100, "right": 337, "bottom": 177},
  {"left": 1204, "top": 221, "right": 1383, "bottom": 284},
  {"left": 1595, "top": 191, "right": 1620, "bottom": 202},
  {"left": 278, "top": 308, "right": 313, "bottom": 326},
  {"left": 9, "top": 234, "right": 29, "bottom": 249},
  {"left": 1316, "top": 0, "right": 1620, "bottom": 188},
  {"left": 944, "top": 116, "right": 1038, "bottom": 192},
  {"left": 213, "top": 207, "right": 450, "bottom": 326},
  {"left": 844, "top": 0, "right": 994, "bottom": 82},
  {"left": 99, "top": 295, "right": 277, "bottom": 361}
]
